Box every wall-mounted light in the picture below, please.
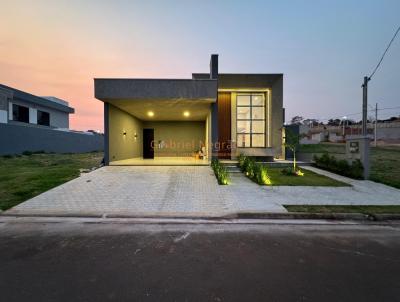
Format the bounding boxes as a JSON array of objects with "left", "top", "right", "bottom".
[
  {"left": 123, "top": 131, "right": 127, "bottom": 136},
  {"left": 134, "top": 133, "right": 138, "bottom": 140},
  {"left": 147, "top": 111, "right": 154, "bottom": 117},
  {"left": 183, "top": 111, "right": 190, "bottom": 117}
]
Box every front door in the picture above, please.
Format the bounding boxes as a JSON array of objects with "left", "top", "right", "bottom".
[{"left": 143, "top": 128, "right": 154, "bottom": 159}]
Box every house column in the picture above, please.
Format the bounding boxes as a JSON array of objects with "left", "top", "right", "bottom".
[
  {"left": 104, "top": 102, "right": 110, "bottom": 165},
  {"left": 210, "top": 54, "right": 219, "bottom": 159}
]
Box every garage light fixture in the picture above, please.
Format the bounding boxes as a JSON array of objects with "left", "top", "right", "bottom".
[
  {"left": 147, "top": 111, "right": 154, "bottom": 117},
  {"left": 183, "top": 111, "right": 190, "bottom": 117}
]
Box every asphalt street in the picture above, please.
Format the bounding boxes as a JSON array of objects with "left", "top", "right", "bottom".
[{"left": 1, "top": 218, "right": 400, "bottom": 302}]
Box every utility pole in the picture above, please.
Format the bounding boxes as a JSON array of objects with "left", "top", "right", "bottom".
[
  {"left": 362, "top": 76, "right": 370, "bottom": 136},
  {"left": 358, "top": 76, "right": 370, "bottom": 180},
  {"left": 374, "top": 103, "right": 378, "bottom": 147}
]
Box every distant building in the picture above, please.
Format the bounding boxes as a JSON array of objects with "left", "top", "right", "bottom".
[
  {"left": 0, "top": 84, "right": 103, "bottom": 155},
  {"left": 0, "top": 84, "right": 74, "bottom": 128}
]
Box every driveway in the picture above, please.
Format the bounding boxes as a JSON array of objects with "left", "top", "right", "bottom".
[
  {"left": 4, "top": 166, "right": 286, "bottom": 217},
  {"left": 5, "top": 166, "right": 400, "bottom": 217}
]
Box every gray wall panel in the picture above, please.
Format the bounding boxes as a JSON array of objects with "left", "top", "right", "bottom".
[{"left": 0, "top": 123, "right": 104, "bottom": 155}]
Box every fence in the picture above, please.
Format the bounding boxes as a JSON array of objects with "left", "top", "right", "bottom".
[{"left": 0, "top": 123, "right": 104, "bottom": 155}]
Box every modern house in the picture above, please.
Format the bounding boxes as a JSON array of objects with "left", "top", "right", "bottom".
[
  {"left": 95, "top": 55, "right": 283, "bottom": 165},
  {"left": 0, "top": 83, "right": 74, "bottom": 128},
  {"left": 0, "top": 84, "right": 103, "bottom": 155}
]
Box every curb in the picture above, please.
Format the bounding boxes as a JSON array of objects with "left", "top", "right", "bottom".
[
  {"left": 235, "top": 212, "right": 370, "bottom": 221},
  {"left": 369, "top": 214, "right": 400, "bottom": 221},
  {"left": 2, "top": 211, "right": 400, "bottom": 222},
  {"left": 0, "top": 212, "right": 102, "bottom": 219}
]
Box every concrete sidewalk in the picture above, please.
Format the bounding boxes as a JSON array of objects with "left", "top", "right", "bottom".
[{"left": 266, "top": 166, "right": 400, "bottom": 206}]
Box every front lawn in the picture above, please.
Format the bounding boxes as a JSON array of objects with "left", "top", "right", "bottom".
[
  {"left": 284, "top": 205, "right": 400, "bottom": 214},
  {"left": 0, "top": 152, "right": 103, "bottom": 211},
  {"left": 299, "top": 142, "right": 345, "bottom": 154},
  {"left": 370, "top": 146, "right": 400, "bottom": 189},
  {"left": 266, "top": 167, "right": 349, "bottom": 187},
  {"left": 299, "top": 143, "right": 400, "bottom": 189}
]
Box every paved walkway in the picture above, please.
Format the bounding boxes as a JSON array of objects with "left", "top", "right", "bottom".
[
  {"left": 278, "top": 166, "right": 400, "bottom": 205},
  {"left": 5, "top": 166, "right": 286, "bottom": 217},
  {"left": 4, "top": 166, "right": 400, "bottom": 217}
]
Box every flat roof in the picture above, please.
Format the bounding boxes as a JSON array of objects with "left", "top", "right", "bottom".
[
  {"left": 0, "top": 84, "right": 74, "bottom": 113},
  {"left": 94, "top": 78, "right": 217, "bottom": 101}
]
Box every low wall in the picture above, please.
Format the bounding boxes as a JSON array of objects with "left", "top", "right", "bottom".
[{"left": 0, "top": 123, "right": 104, "bottom": 155}]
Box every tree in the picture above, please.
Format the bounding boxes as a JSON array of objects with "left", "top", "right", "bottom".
[
  {"left": 327, "top": 119, "right": 341, "bottom": 126},
  {"left": 290, "top": 116, "right": 304, "bottom": 125},
  {"left": 303, "top": 118, "right": 319, "bottom": 127},
  {"left": 284, "top": 128, "right": 302, "bottom": 172}
]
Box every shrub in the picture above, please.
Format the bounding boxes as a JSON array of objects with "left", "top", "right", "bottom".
[
  {"left": 211, "top": 159, "right": 229, "bottom": 185},
  {"left": 243, "top": 157, "right": 255, "bottom": 178},
  {"left": 313, "top": 153, "right": 363, "bottom": 179},
  {"left": 237, "top": 154, "right": 272, "bottom": 185},
  {"left": 255, "top": 164, "right": 272, "bottom": 185},
  {"left": 238, "top": 154, "right": 246, "bottom": 171},
  {"left": 281, "top": 166, "right": 305, "bottom": 177},
  {"left": 281, "top": 166, "right": 296, "bottom": 176},
  {"left": 22, "top": 151, "right": 33, "bottom": 156},
  {"left": 2, "top": 154, "right": 13, "bottom": 159}
]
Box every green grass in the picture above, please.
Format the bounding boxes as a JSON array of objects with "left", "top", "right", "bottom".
[
  {"left": 284, "top": 205, "right": 400, "bottom": 214},
  {"left": 266, "top": 167, "right": 349, "bottom": 187},
  {"left": 0, "top": 152, "right": 103, "bottom": 211},
  {"left": 299, "top": 143, "right": 400, "bottom": 189},
  {"left": 370, "top": 146, "right": 400, "bottom": 189},
  {"left": 298, "top": 142, "right": 345, "bottom": 154}
]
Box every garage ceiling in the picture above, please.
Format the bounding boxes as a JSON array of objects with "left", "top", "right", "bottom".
[{"left": 108, "top": 99, "right": 213, "bottom": 121}]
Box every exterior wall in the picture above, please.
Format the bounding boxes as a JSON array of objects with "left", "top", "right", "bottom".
[
  {"left": 0, "top": 123, "right": 103, "bottom": 155},
  {"left": 9, "top": 99, "right": 70, "bottom": 128},
  {"left": 95, "top": 79, "right": 217, "bottom": 100},
  {"left": 270, "top": 76, "right": 283, "bottom": 158},
  {"left": 108, "top": 104, "right": 143, "bottom": 162},
  {"left": 143, "top": 121, "right": 205, "bottom": 157},
  {"left": 205, "top": 108, "right": 212, "bottom": 158},
  {"left": 218, "top": 74, "right": 284, "bottom": 159}
]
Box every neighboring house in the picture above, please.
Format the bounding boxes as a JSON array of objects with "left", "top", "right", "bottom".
[
  {"left": 0, "top": 83, "right": 74, "bottom": 128},
  {"left": 95, "top": 54, "right": 283, "bottom": 165},
  {"left": 0, "top": 84, "right": 103, "bottom": 155}
]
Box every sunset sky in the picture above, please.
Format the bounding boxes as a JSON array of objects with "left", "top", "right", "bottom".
[{"left": 1, "top": 0, "right": 399, "bottom": 131}]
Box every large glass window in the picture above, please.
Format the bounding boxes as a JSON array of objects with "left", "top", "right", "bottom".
[
  {"left": 12, "top": 104, "right": 29, "bottom": 123},
  {"left": 236, "top": 93, "right": 266, "bottom": 147},
  {"left": 37, "top": 110, "right": 50, "bottom": 126}
]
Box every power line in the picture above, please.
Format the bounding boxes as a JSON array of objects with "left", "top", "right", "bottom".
[{"left": 369, "top": 25, "right": 400, "bottom": 79}]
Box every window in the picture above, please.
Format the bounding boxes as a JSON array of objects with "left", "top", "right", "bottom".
[
  {"left": 12, "top": 104, "right": 29, "bottom": 123},
  {"left": 236, "top": 93, "right": 266, "bottom": 147},
  {"left": 37, "top": 110, "right": 50, "bottom": 126}
]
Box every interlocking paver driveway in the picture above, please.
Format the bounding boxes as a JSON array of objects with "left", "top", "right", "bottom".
[{"left": 6, "top": 166, "right": 286, "bottom": 217}]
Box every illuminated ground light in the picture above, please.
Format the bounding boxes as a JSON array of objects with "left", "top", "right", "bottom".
[
  {"left": 183, "top": 111, "right": 190, "bottom": 117},
  {"left": 147, "top": 111, "right": 154, "bottom": 117},
  {"left": 296, "top": 170, "right": 305, "bottom": 176}
]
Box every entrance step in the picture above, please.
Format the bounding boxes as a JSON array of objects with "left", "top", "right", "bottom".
[
  {"left": 220, "top": 161, "right": 241, "bottom": 173},
  {"left": 225, "top": 166, "right": 242, "bottom": 173}
]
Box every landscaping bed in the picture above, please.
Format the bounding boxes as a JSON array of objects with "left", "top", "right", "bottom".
[
  {"left": 0, "top": 152, "right": 103, "bottom": 211},
  {"left": 267, "top": 167, "right": 349, "bottom": 186},
  {"left": 238, "top": 154, "right": 348, "bottom": 187}
]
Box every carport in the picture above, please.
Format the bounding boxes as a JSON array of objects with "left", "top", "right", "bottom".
[{"left": 95, "top": 79, "right": 217, "bottom": 165}]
